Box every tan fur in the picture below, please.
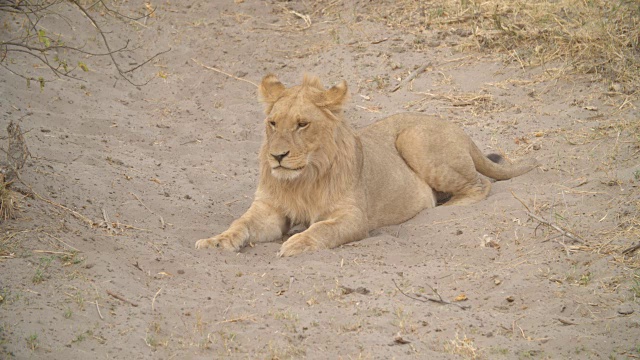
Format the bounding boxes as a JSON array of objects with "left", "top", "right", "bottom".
[{"left": 195, "top": 74, "right": 539, "bottom": 256}]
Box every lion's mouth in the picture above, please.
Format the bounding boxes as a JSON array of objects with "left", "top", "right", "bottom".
[{"left": 273, "top": 165, "right": 305, "bottom": 171}]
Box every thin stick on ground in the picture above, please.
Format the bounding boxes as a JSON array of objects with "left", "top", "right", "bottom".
[
  {"left": 130, "top": 192, "right": 165, "bottom": 229},
  {"left": 216, "top": 314, "right": 257, "bottom": 324},
  {"left": 191, "top": 58, "right": 258, "bottom": 87},
  {"left": 32, "top": 250, "right": 74, "bottom": 256},
  {"left": 392, "top": 279, "right": 470, "bottom": 310},
  {"left": 556, "top": 317, "right": 578, "bottom": 325},
  {"left": 390, "top": 62, "right": 432, "bottom": 92},
  {"left": 95, "top": 300, "right": 104, "bottom": 320},
  {"left": 622, "top": 242, "right": 640, "bottom": 255},
  {"left": 101, "top": 208, "right": 116, "bottom": 234},
  {"left": 106, "top": 290, "right": 138, "bottom": 307},
  {"left": 511, "top": 191, "right": 532, "bottom": 213},
  {"left": 41, "top": 231, "right": 79, "bottom": 252},
  {"left": 10, "top": 168, "right": 96, "bottom": 227},
  {"left": 35, "top": 189, "right": 95, "bottom": 227},
  {"left": 512, "top": 191, "right": 585, "bottom": 245},
  {"left": 526, "top": 211, "right": 585, "bottom": 244},
  {"left": 151, "top": 287, "right": 162, "bottom": 311}
]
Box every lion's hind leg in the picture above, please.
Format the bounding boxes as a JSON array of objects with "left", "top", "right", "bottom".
[
  {"left": 441, "top": 177, "right": 491, "bottom": 206},
  {"left": 395, "top": 127, "right": 491, "bottom": 206}
]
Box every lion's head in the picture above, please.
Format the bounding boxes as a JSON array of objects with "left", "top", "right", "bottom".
[{"left": 258, "top": 74, "right": 350, "bottom": 181}]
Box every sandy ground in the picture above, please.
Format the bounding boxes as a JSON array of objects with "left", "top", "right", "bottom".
[{"left": 1, "top": 1, "right": 639, "bottom": 359}]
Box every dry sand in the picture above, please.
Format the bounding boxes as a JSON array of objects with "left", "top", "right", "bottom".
[{"left": 1, "top": 1, "right": 639, "bottom": 359}]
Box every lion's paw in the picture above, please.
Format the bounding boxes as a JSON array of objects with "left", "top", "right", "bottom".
[
  {"left": 195, "top": 232, "right": 244, "bottom": 252},
  {"left": 277, "top": 233, "right": 324, "bottom": 257}
]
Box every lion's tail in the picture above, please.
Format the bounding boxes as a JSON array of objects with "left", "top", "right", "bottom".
[{"left": 470, "top": 144, "right": 538, "bottom": 180}]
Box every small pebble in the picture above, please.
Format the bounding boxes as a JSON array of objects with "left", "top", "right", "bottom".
[{"left": 617, "top": 305, "right": 634, "bottom": 315}]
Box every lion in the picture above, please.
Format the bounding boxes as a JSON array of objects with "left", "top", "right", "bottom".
[{"left": 195, "top": 74, "right": 538, "bottom": 256}]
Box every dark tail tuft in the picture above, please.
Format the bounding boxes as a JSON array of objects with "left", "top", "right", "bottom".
[{"left": 486, "top": 153, "right": 503, "bottom": 164}]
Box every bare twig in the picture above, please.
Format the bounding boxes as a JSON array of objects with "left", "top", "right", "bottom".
[
  {"left": 526, "top": 211, "right": 586, "bottom": 244},
  {"left": 511, "top": 191, "right": 532, "bottom": 212},
  {"left": 288, "top": 9, "right": 311, "bottom": 29},
  {"left": 95, "top": 300, "right": 104, "bottom": 320},
  {"left": 556, "top": 317, "right": 578, "bottom": 325},
  {"left": 216, "top": 314, "right": 257, "bottom": 324},
  {"left": 32, "top": 250, "right": 74, "bottom": 256},
  {"left": 37, "top": 193, "right": 94, "bottom": 227},
  {"left": 41, "top": 231, "right": 79, "bottom": 251},
  {"left": 392, "top": 279, "right": 470, "bottom": 310},
  {"left": 1, "top": 0, "right": 169, "bottom": 86},
  {"left": 101, "top": 208, "right": 116, "bottom": 234},
  {"left": 622, "top": 242, "right": 640, "bottom": 255},
  {"left": 371, "top": 37, "right": 389, "bottom": 44},
  {"left": 390, "top": 62, "right": 432, "bottom": 92},
  {"left": 106, "top": 290, "right": 138, "bottom": 307},
  {"left": 151, "top": 287, "right": 162, "bottom": 311},
  {"left": 130, "top": 192, "right": 165, "bottom": 229},
  {"left": 10, "top": 166, "right": 96, "bottom": 227},
  {"left": 191, "top": 58, "right": 258, "bottom": 87}
]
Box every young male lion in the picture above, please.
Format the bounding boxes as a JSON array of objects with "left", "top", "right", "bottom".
[{"left": 195, "top": 74, "right": 538, "bottom": 256}]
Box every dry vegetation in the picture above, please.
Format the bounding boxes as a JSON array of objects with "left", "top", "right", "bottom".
[
  {"left": 378, "top": 0, "right": 640, "bottom": 85},
  {"left": 370, "top": 0, "right": 639, "bottom": 87}
]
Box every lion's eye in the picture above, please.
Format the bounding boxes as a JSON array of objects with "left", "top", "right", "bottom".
[
  {"left": 268, "top": 121, "right": 276, "bottom": 127},
  {"left": 297, "top": 122, "right": 309, "bottom": 129}
]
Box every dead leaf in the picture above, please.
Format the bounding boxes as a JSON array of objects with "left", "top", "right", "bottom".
[
  {"left": 144, "top": 2, "right": 155, "bottom": 17},
  {"left": 306, "top": 298, "right": 318, "bottom": 306},
  {"left": 453, "top": 293, "right": 468, "bottom": 302},
  {"left": 393, "top": 333, "right": 411, "bottom": 344}
]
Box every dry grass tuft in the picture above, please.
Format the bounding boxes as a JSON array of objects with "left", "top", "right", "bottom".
[
  {"left": 404, "top": 90, "right": 502, "bottom": 115},
  {"left": 369, "top": 0, "right": 640, "bottom": 87},
  {"left": 0, "top": 178, "right": 18, "bottom": 222},
  {"left": 443, "top": 333, "right": 480, "bottom": 359},
  {"left": 587, "top": 197, "right": 640, "bottom": 269}
]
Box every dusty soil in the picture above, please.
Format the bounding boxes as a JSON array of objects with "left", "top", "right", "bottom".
[{"left": 1, "top": 1, "right": 639, "bottom": 359}]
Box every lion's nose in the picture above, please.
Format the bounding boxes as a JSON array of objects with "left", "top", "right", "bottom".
[{"left": 271, "top": 151, "right": 289, "bottom": 163}]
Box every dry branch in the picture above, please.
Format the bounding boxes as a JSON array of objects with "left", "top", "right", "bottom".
[
  {"left": 191, "top": 58, "right": 258, "bottom": 87},
  {"left": 151, "top": 287, "right": 162, "bottom": 311},
  {"left": 95, "top": 300, "right": 104, "bottom": 320},
  {"left": 1, "top": 0, "right": 170, "bottom": 86},
  {"left": 393, "top": 279, "right": 470, "bottom": 310},
  {"left": 622, "top": 242, "right": 640, "bottom": 255},
  {"left": 526, "top": 211, "right": 585, "bottom": 244},
  {"left": 32, "top": 250, "right": 74, "bottom": 256},
  {"left": 556, "top": 317, "right": 578, "bottom": 326},
  {"left": 390, "top": 62, "right": 432, "bottom": 93},
  {"left": 131, "top": 192, "right": 165, "bottom": 229},
  {"left": 216, "top": 314, "right": 257, "bottom": 324},
  {"left": 106, "top": 290, "right": 138, "bottom": 307},
  {"left": 101, "top": 208, "right": 116, "bottom": 234}
]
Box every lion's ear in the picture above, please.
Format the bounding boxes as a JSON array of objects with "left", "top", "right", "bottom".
[
  {"left": 317, "top": 80, "right": 349, "bottom": 112},
  {"left": 259, "top": 74, "right": 286, "bottom": 112}
]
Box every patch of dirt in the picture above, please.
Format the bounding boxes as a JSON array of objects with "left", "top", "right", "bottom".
[{"left": 1, "top": 1, "right": 639, "bottom": 359}]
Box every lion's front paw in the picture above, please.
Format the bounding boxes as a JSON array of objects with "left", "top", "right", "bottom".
[
  {"left": 195, "top": 231, "right": 245, "bottom": 252},
  {"left": 278, "top": 233, "right": 324, "bottom": 257}
]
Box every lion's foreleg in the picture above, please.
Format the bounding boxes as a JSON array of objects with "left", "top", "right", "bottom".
[
  {"left": 278, "top": 207, "right": 367, "bottom": 257},
  {"left": 195, "top": 200, "right": 288, "bottom": 251}
]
